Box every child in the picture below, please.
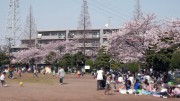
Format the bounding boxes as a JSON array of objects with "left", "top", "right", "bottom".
[
  {"left": 33, "top": 69, "right": 38, "bottom": 78},
  {"left": 0, "top": 72, "right": 7, "bottom": 87},
  {"left": 77, "top": 70, "right": 81, "bottom": 78},
  {"left": 112, "top": 81, "right": 117, "bottom": 91},
  {"left": 145, "top": 83, "right": 151, "bottom": 92},
  {"left": 18, "top": 69, "right": 22, "bottom": 77},
  {"left": 42, "top": 68, "right": 46, "bottom": 75},
  {"left": 104, "top": 74, "right": 112, "bottom": 95},
  {"left": 152, "top": 84, "right": 159, "bottom": 93}
]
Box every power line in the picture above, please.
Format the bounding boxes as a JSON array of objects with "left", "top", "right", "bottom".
[
  {"left": 100, "top": 0, "right": 134, "bottom": 15},
  {"left": 90, "top": 0, "right": 132, "bottom": 18},
  {"left": 88, "top": 1, "right": 129, "bottom": 21},
  {"left": 73, "top": 0, "right": 129, "bottom": 23}
]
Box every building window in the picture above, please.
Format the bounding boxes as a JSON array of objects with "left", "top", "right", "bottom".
[
  {"left": 68, "top": 32, "right": 76, "bottom": 38},
  {"left": 42, "top": 33, "right": 50, "bottom": 36},
  {"left": 103, "top": 30, "right": 111, "bottom": 34},
  {"left": 58, "top": 33, "right": 66, "bottom": 39},
  {"left": 92, "top": 32, "right": 100, "bottom": 38},
  {"left": 51, "top": 32, "right": 57, "bottom": 36},
  {"left": 103, "top": 38, "right": 108, "bottom": 43},
  {"left": 92, "top": 40, "right": 99, "bottom": 46},
  {"left": 59, "top": 35, "right": 65, "bottom": 39}
]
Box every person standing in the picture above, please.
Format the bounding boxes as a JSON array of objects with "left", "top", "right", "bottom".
[
  {"left": 33, "top": 68, "right": 38, "bottom": 78},
  {"left": 128, "top": 74, "right": 134, "bottom": 86},
  {"left": 0, "top": 72, "right": 7, "bottom": 87},
  {"left": 81, "top": 68, "right": 85, "bottom": 77},
  {"left": 42, "top": 68, "right": 46, "bottom": 75},
  {"left": 57, "top": 67, "right": 65, "bottom": 85},
  {"left": 8, "top": 65, "right": 13, "bottom": 79},
  {"left": 96, "top": 67, "right": 104, "bottom": 90},
  {"left": 104, "top": 74, "right": 112, "bottom": 95},
  {"left": 77, "top": 70, "right": 81, "bottom": 78},
  {"left": 18, "top": 69, "right": 22, "bottom": 77}
]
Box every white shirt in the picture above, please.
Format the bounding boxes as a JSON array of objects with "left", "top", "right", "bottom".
[
  {"left": 58, "top": 68, "right": 65, "bottom": 78},
  {"left": 118, "top": 77, "right": 123, "bottom": 83},
  {"left": 144, "top": 75, "right": 151, "bottom": 82},
  {"left": 0, "top": 74, "right": 5, "bottom": 80},
  {"left": 96, "top": 70, "right": 103, "bottom": 80},
  {"left": 129, "top": 76, "right": 134, "bottom": 84}
]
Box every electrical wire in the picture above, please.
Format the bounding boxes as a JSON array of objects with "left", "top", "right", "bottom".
[
  {"left": 88, "top": 1, "right": 129, "bottom": 21},
  {"left": 90, "top": 0, "right": 132, "bottom": 18},
  {"left": 73, "top": 0, "right": 130, "bottom": 22}
]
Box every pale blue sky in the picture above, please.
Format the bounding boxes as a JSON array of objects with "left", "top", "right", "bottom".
[{"left": 0, "top": 0, "right": 180, "bottom": 45}]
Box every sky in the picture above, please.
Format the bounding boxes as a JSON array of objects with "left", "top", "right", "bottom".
[{"left": 0, "top": 0, "right": 180, "bottom": 45}]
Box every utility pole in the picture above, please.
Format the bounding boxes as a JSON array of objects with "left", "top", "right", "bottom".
[
  {"left": 78, "top": 0, "right": 91, "bottom": 55},
  {"left": 5, "top": 37, "right": 13, "bottom": 65}
]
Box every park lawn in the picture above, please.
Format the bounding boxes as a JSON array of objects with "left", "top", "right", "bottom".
[{"left": 6, "top": 73, "right": 57, "bottom": 85}]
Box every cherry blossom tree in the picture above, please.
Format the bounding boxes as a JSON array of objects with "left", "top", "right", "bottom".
[
  {"left": 157, "top": 18, "right": 180, "bottom": 49},
  {"left": 13, "top": 48, "right": 44, "bottom": 64},
  {"left": 13, "top": 40, "right": 77, "bottom": 64},
  {"left": 108, "top": 14, "right": 161, "bottom": 63}
]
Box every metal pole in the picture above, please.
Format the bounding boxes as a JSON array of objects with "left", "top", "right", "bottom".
[
  {"left": 35, "top": 37, "right": 37, "bottom": 48},
  {"left": 83, "top": 0, "right": 86, "bottom": 56}
]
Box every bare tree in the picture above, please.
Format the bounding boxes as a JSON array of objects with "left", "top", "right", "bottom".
[
  {"left": 77, "top": 0, "right": 92, "bottom": 55},
  {"left": 23, "top": 5, "right": 37, "bottom": 48}
]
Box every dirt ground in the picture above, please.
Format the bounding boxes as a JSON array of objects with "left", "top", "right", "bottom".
[{"left": 0, "top": 73, "right": 179, "bottom": 101}]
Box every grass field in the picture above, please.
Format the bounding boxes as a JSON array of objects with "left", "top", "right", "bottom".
[{"left": 7, "top": 73, "right": 57, "bottom": 84}]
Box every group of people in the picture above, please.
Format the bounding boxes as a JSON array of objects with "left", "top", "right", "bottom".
[
  {"left": 1, "top": 64, "right": 179, "bottom": 99},
  {"left": 95, "top": 68, "right": 180, "bottom": 98},
  {"left": 0, "top": 66, "right": 66, "bottom": 87},
  {"left": 96, "top": 68, "right": 115, "bottom": 95}
]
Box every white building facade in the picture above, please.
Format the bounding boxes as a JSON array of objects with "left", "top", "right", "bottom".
[{"left": 19, "top": 28, "right": 118, "bottom": 56}]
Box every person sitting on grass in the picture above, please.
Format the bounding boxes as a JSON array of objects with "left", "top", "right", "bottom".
[
  {"left": 134, "top": 79, "right": 140, "bottom": 93},
  {"left": 119, "top": 79, "right": 134, "bottom": 94},
  {"left": 168, "top": 86, "right": 180, "bottom": 98},
  {"left": 125, "top": 79, "right": 132, "bottom": 90},
  {"left": 151, "top": 84, "right": 159, "bottom": 93}
]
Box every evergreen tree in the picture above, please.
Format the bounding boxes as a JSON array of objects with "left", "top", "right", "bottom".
[
  {"left": 0, "top": 52, "right": 9, "bottom": 66},
  {"left": 72, "top": 51, "right": 85, "bottom": 68},
  {"left": 170, "top": 49, "right": 180, "bottom": 69},
  {"left": 95, "top": 46, "right": 110, "bottom": 70}
]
